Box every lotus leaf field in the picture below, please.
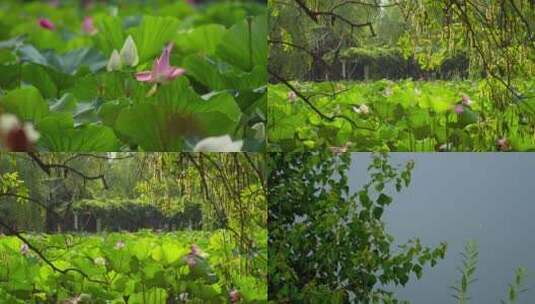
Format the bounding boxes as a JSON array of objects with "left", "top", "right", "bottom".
[
  {"left": 0, "top": 0, "right": 266, "bottom": 152},
  {"left": 268, "top": 80, "right": 535, "bottom": 152},
  {"left": 0, "top": 230, "right": 267, "bottom": 303}
]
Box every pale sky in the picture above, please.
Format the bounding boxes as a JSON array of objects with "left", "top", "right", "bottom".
[{"left": 348, "top": 153, "right": 535, "bottom": 304}]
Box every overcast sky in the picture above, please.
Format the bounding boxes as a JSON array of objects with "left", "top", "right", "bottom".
[{"left": 348, "top": 153, "right": 535, "bottom": 304}]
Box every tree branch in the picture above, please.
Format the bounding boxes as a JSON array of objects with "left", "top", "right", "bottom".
[
  {"left": 269, "top": 69, "right": 375, "bottom": 131},
  {"left": 0, "top": 219, "right": 106, "bottom": 284}
]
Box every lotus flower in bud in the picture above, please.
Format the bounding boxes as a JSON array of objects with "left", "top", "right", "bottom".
[
  {"left": 135, "top": 43, "right": 186, "bottom": 84},
  {"left": 288, "top": 91, "right": 297, "bottom": 103},
  {"left": 353, "top": 104, "right": 370, "bottom": 115},
  {"left": 106, "top": 50, "right": 122, "bottom": 72},
  {"left": 20, "top": 243, "right": 30, "bottom": 256},
  {"left": 38, "top": 18, "right": 55, "bottom": 30},
  {"left": 0, "top": 114, "right": 40, "bottom": 152},
  {"left": 82, "top": 16, "right": 98, "bottom": 35},
  {"left": 115, "top": 240, "right": 125, "bottom": 250},
  {"left": 383, "top": 87, "right": 393, "bottom": 96},
  {"left": 193, "top": 135, "right": 243, "bottom": 152},
  {"left": 106, "top": 36, "right": 139, "bottom": 71},
  {"left": 120, "top": 35, "right": 139, "bottom": 67},
  {"left": 94, "top": 257, "right": 106, "bottom": 266}
]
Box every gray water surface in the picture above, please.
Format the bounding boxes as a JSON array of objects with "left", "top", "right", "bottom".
[{"left": 348, "top": 153, "right": 535, "bottom": 304}]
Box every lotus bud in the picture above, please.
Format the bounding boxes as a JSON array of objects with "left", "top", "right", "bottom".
[
  {"left": 20, "top": 243, "right": 30, "bottom": 256},
  {"left": 288, "top": 91, "right": 297, "bottom": 103},
  {"left": 38, "top": 18, "right": 55, "bottom": 30},
  {"left": 107, "top": 50, "right": 122, "bottom": 72},
  {"left": 120, "top": 35, "right": 139, "bottom": 67}
]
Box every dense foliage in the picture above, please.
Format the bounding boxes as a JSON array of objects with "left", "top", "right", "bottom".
[
  {"left": 268, "top": 152, "right": 446, "bottom": 303},
  {"left": 0, "top": 152, "right": 266, "bottom": 234},
  {"left": 268, "top": 0, "right": 534, "bottom": 151},
  {"left": 0, "top": 152, "right": 267, "bottom": 303},
  {"left": 0, "top": 230, "right": 267, "bottom": 303},
  {"left": 269, "top": 80, "right": 535, "bottom": 151},
  {"left": 0, "top": 0, "right": 266, "bottom": 151}
]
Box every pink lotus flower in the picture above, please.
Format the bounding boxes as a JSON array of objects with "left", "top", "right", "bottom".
[
  {"left": 82, "top": 16, "right": 97, "bottom": 35},
  {"left": 186, "top": 255, "right": 197, "bottom": 267},
  {"left": 135, "top": 43, "right": 186, "bottom": 84},
  {"left": 229, "top": 289, "right": 240, "bottom": 303},
  {"left": 455, "top": 104, "right": 464, "bottom": 114},
  {"left": 38, "top": 18, "right": 55, "bottom": 30}
]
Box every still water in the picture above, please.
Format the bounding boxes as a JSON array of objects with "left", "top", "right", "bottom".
[{"left": 348, "top": 153, "right": 535, "bottom": 304}]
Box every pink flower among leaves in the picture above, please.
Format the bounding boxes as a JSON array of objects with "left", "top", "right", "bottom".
[
  {"left": 186, "top": 255, "right": 197, "bottom": 267},
  {"left": 229, "top": 289, "right": 240, "bottom": 303},
  {"left": 186, "top": 244, "right": 207, "bottom": 268},
  {"left": 454, "top": 104, "right": 464, "bottom": 114},
  {"left": 135, "top": 43, "right": 186, "bottom": 84},
  {"left": 38, "top": 18, "right": 55, "bottom": 30},
  {"left": 82, "top": 16, "right": 97, "bottom": 35}
]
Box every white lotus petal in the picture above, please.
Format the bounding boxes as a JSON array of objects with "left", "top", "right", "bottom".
[
  {"left": 193, "top": 135, "right": 243, "bottom": 152},
  {"left": 22, "top": 123, "right": 40, "bottom": 143},
  {"left": 0, "top": 114, "right": 20, "bottom": 135}
]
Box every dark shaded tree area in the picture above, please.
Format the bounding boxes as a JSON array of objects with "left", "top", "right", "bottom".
[
  {"left": 269, "top": 0, "right": 534, "bottom": 90},
  {"left": 0, "top": 152, "right": 266, "bottom": 237}
]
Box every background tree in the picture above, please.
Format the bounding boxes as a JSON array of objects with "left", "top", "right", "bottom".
[
  {"left": 268, "top": 152, "right": 447, "bottom": 303},
  {"left": 399, "top": 0, "right": 535, "bottom": 109}
]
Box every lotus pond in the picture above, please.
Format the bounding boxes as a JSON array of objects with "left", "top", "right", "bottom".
[
  {"left": 268, "top": 80, "right": 535, "bottom": 152},
  {"left": 0, "top": 0, "right": 266, "bottom": 152},
  {"left": 0, "top": 230, "right": 267, "bottom": 303}
]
